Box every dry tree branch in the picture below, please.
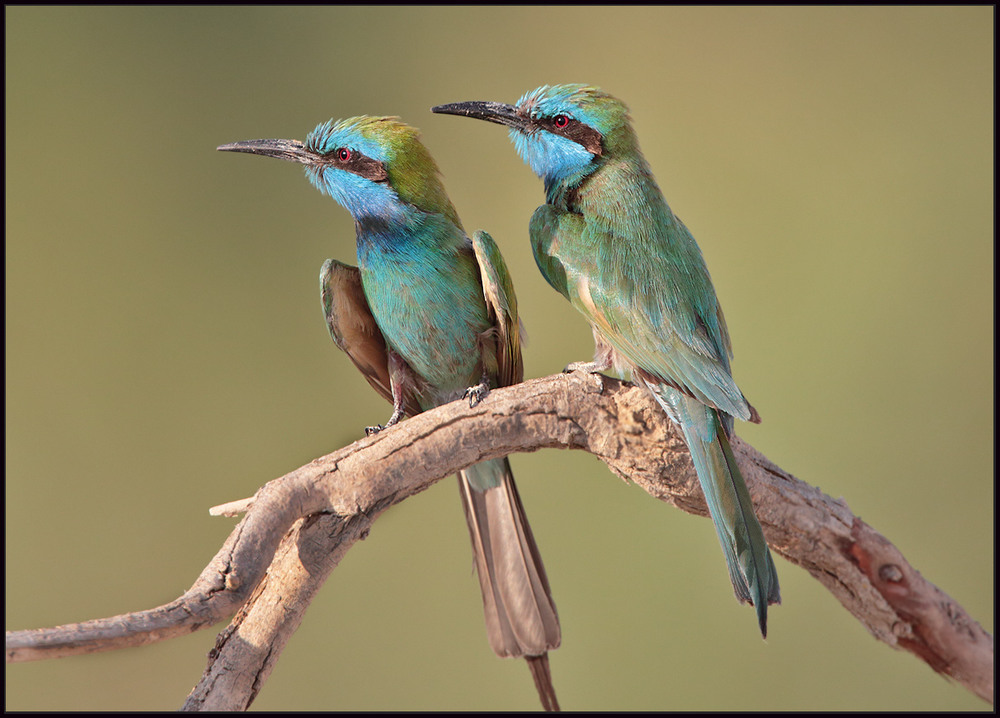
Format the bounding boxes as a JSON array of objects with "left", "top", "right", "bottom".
[{"left": 4, "top": 372, "right": 993, "bottom": 709}]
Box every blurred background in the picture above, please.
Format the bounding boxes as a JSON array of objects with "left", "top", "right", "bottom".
[{"left": 5, "top": 6, "right": 992, "bottom": 711}]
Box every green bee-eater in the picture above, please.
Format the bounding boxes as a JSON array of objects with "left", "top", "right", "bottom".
[
  {"left": 219, "top": 116, "right": 561, "bottom": 709},
  {"left": 434, "top": 85, "right": 780, "bottom": 637}
]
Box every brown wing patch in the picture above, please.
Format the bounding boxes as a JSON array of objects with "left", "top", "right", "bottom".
[{"left": 320, "top": 259, "right": 421, "bottom": 415}]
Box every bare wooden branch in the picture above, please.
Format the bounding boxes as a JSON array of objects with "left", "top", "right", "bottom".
[
  {"left": 4, "top": 372, "right": 993, "bottom": 708},
  {"left": 209, "top": 497, "right": 254, "bottom": 517}
]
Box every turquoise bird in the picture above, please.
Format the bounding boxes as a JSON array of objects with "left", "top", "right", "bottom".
[
  {"left": 433, "top": 85, "right": 780, "bottom": 637},
  {"left": 218, "top": 116, "right": 561, "bottom": 710}
]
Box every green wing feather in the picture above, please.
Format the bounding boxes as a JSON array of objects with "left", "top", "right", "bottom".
[
  {"left": 470, "top": 230, "right": 524, "bottom": 388},
  {"left": 529, "top": 204, "right": 756, "bottom": 422}
]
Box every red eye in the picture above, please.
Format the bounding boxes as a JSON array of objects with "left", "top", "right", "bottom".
[
  {"left": 553, "top": 114, "right": 570, "bottom": 128},
  {"left": 337, "top": 148, "right": 351, "bottom": 162}
]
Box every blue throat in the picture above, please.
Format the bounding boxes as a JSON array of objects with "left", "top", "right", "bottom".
[{"left": 510, "top": 128, "right": 597, "bottom": 198}]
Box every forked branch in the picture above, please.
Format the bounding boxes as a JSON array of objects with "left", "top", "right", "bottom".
[{"left": 4, "top": 372, "right": 993, "bottom": 708}]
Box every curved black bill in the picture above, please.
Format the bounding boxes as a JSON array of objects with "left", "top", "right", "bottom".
[
  {"left": 216, "top": 138, "right": 312, "bottom": 164},
  {"left": 431, "top": 101, "right": 524, "bottom": 130}
]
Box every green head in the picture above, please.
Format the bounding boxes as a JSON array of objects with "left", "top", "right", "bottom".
[
  {"left": 218, "top": 116, "right": 460, "bottom": 227},
  {"left": 432, "top": 84, "right": 636, "bottom": 192}
]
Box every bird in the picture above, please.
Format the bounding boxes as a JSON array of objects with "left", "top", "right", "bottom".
[
  {"left": 218, "top": 116, "right": 561, "bottom": 710},
  {"left": 432, "top": 84, "right": 780, "bottom": 637}
]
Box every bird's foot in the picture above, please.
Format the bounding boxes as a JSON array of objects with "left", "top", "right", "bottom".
[
  {"left": 365, "top": 409, "right": 403, "bottom": 436},
  {"left": 563, "top": 359, "right": 608, "bottom": 374},
  {"left": 464, "top": 381, "right": 490, "bottom": 408}
]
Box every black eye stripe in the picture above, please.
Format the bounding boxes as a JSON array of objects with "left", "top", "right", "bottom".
[
  {"left": 326, "top": 147, "right": 388, "bottom": 182},
  {"left": 539, "top": 115, "right": 603, "bottom": 157}
]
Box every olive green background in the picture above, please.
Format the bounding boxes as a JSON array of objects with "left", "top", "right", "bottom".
[{"left": 6, "top": 6, "right": 993, "bottom": 712}]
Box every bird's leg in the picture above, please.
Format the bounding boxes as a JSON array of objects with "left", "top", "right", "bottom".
[
  {"left": 365, "top": 403, "right": 404, "bottom": 436},
  {"left": 366, "top": 350, "right": 412, "bottom": 435},
  {"left": 564, "top": 328, "right": 614, "bottom": 374},
  {"left": 464, "top": 368, "right": 492, "bottom": 408}
]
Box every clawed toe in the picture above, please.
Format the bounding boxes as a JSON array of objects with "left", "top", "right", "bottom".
[
  {"left": 564, "top": 360, "right": 604, "bottom": 374},
  {"left": 464, "top": 382, "right": 490, "bottom": 407}
]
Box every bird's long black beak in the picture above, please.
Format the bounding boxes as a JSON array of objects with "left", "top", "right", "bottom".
[
  {"left": 216, "top": 138, "right": 313, "bottom": 164},
  {"left": 431, "top": 101, "right": 525, "bottom": 130}
]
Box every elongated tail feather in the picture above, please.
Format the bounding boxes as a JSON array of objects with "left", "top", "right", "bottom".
[
  {"left": 459, "top": 457, "right": 561, "bottom": 710},
  {"left": 526, "top": 654, "right": 561, "bottom": 712},
  {"left": 646, "top": 382, "right": 780, "bottom": 637}
]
